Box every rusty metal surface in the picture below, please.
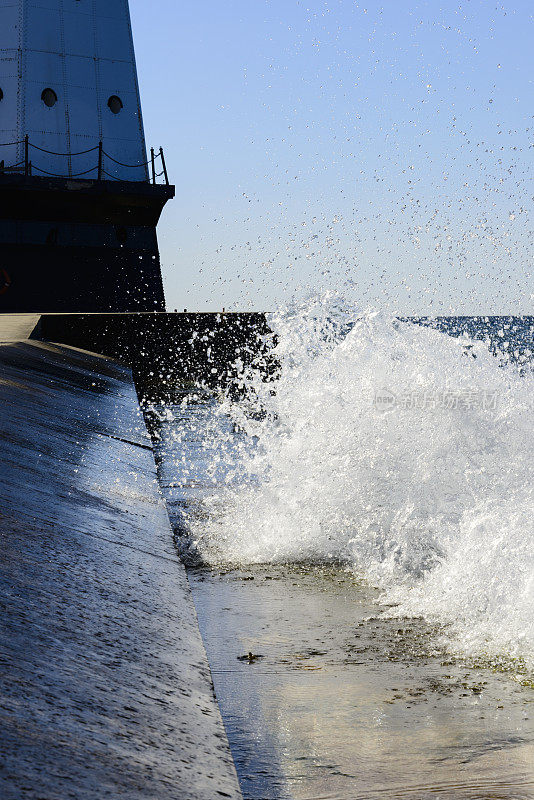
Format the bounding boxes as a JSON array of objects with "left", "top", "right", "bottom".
[{"left": 0, "top": 341, "right": 242, "bottom": 800}]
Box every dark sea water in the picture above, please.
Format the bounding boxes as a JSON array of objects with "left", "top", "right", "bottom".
[
  {"left": 149, "top": 314, "right": 534, "bottom": 800},
  {"left": 414, "top": 316, "right": 534, "bottom": 368}
]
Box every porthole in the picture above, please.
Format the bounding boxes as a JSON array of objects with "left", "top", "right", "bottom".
[
  {"left": 41, "top": 88, "right": 58, "bottom": 107},
  {"left": 107, "top": 95, "right": 123, "bottom": 114}
]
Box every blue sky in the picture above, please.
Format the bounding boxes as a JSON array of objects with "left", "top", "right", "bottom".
[{"left": 130, "top": 0, "right": 532, "bottom": 313}]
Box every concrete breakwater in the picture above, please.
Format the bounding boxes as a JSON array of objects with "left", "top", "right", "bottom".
[
  {"left": 36, "top": 313, "right": 275, "bottom": 400},
  {"left": 0, "top": 336, "right": 242, "bottom": 799}
]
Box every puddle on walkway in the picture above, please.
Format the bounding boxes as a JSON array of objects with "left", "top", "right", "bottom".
[{"left": 188, "top": 564, "right": 534, "bottom": 800}]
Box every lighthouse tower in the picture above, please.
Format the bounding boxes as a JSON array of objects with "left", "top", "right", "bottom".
[{"left": 0, "top": 0, "right": 174, "bottom": 311}]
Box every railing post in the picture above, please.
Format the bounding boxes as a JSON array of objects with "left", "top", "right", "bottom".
[
  {"left": 24, "top": 135, "right": 29, "bottom": 176},
  {"left": 159, "top": 147, "right": 169, "bottom": 186},
  {"left": 150, "top": 148, "right": 156, "bottom": 185},
  {"left": 97, "top": 141, "right": 103, "bottom": 180}
]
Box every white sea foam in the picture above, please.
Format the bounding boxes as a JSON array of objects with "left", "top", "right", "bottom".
[{"left": 188, "top": 299, "right": 534, "bottom": 667}]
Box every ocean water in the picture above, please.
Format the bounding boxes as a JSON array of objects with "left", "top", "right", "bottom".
[{"left": 149, "top": 303, "right": 534, "bottom": 798}]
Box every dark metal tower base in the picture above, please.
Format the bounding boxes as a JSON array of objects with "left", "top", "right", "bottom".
[{"left": 0, "top": 175, "right": 174, "bottom": 312}]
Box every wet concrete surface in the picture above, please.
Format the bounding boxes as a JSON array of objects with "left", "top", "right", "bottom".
[
  {"left": 0, "top": 341, "right": 242, "bottom": 799},
  {"left": 190, "top": 565, "right": 534, "bottom": 800},
  {"left": 0, "top": 313, "right": 41, "bottom": 342}
]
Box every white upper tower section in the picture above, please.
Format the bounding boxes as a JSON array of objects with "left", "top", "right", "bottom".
[{"left": 0, "top": 0, "right": 149, "bottom": 181}]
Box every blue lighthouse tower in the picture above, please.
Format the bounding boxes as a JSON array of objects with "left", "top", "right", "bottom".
[{"left": 0, "top": 0, "right": 174, "bottom": 311}]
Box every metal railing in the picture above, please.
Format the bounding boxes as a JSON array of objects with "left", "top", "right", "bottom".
[{"left": 0, "top": 135, "right": 169, "bottom": 185}]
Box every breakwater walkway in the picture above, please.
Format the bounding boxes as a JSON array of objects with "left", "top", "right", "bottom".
[{"left": 0, "top": 337, "right": 242, "bottom": 799}]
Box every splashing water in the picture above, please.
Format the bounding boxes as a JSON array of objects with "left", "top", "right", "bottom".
[{"left": 185, "top": 298, "right": 534, "bottom": 668}]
